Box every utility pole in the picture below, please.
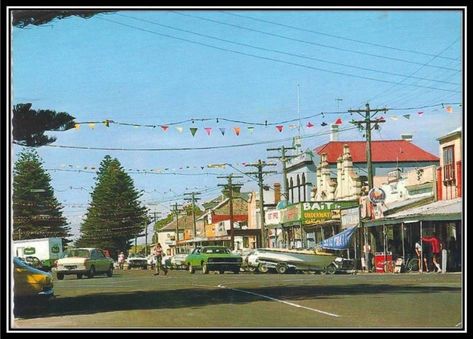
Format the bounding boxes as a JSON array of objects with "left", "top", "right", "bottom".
[
  {"left": 349, "top": 103, "right": 388, "bottom": 190},
  {"left": 245, "top": 160, "right": 277, "bottom": 248},
  {"left": 172, "top": 203, "right": 182, "bottom": 252},
  {"left": 184, "top": 192, "right": 201, "bottom": 248},
  {"left": 267, "top": 146, "right": 296, "bottom": 203},
  {"left": 218, "top": 174, "right": 243, "bottom": 250},
  {"left": 146, "top": 211, "right": 161, "bottom": 256}
]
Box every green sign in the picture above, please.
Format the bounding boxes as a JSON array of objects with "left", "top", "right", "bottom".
[
  {"left": 24, "top": 247, "right": 35, "bottom": 255},
  {"left": 280, "top": 204, "right": 301, "bottom": 224},
  {"left": 51, "top": 245, "right": 60, "bottom": 253},
  {"left": 301, "top": 201, "right": 358, "bottom": 225}
]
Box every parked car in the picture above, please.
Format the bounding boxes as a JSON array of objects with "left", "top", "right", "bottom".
[
  {"left": 186, "top": 246, "right": 242, "bottom": 274},
  {"left": 169, "top": 253, "right": 188, "bottom": 270},
  {"left": 13, "top": 256, "right": 54, "bottom": 303},
  {"left": 18, "top": 256, "right": 47, "bottom": 271},
  {"left": 54, "top": 248, "right": 114, "bottom": 280},
  {"left": 232, "top": 248, "right": 255, "bottom": 272},
  {"left": 126, "top": 254, "right": 148, "bottom": 270},
  {"left": 146, "top": 254, "right": 157, "bottom": 269}
]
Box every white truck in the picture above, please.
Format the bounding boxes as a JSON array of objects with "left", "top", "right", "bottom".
[{"left": 13, "top": 237, "right": 64, "bottom": 270}]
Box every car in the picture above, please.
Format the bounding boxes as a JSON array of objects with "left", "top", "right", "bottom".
[
  {"left": 146, "top": 254, "right": 157, "bottom": 269},
  {"left": 185, "top": 246, "right": 242, "bottom": 274},
  {"left": 13, "top": 256, "right": 54, "bottom": 304},
  {"left": 54, "top": 248, "right": 114, "bottom": 280},
  {"left": 169, "top": 253, "right": 188, "bottom": 270},
  {"left": 126, "top": 254, "right": 148, "bottom": 270},
  {"left": 232, "top": 248, "right": 255, "bottom": 272},
  {"left": 18, "top": 256, "right": 46, "bottom": 271}
]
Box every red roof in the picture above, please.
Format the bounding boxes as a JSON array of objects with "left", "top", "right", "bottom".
[{"left": 314, "top": 140, "right": 439, "bottom": 164}]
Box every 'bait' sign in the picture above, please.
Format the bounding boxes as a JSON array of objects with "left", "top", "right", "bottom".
[{"left": 301, "top": 201, "right": 358, "bottom": 225}]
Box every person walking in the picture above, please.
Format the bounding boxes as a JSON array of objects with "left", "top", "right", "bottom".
[
  {"left": 153, "top": 243, "right": 168, "bottom": 276},
  {"left": 118, "top": 251, "right": 125, "bottom": 270},
  {"left": 423, "top": 234, "right": 442, "bottom": 273},
  {"left": 363, "top": 241, "right": 373, "bottom": 272}
]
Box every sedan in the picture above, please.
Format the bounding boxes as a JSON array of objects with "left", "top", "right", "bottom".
[
  {"left": 54, "top": 248, "right": 114, "bottom": 280},
  {"left": 186, "top": 246, "right": 242, "bottom": 274}
]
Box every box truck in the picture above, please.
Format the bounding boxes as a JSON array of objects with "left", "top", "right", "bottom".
[{"left": 13, "top": 237, "right": 64, "bottom": 270}]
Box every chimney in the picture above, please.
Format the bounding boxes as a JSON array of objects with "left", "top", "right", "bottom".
[
  {"left": 401, "top": 134, "right": 413, "bottom": 142},
  {"left": 273, "top": 183, "right": 281, "bottom": 204},
  {"left": 330, "top": 124, "right": 339, "bottom": 141}
]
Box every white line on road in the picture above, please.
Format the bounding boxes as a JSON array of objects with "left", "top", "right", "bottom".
[{"left": 217, "top": 284, "right": 340, "bottom": 318}]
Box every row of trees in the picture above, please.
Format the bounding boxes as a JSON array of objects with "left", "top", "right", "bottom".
[{"left": 13, "top": 150, "right": 149, "bottom": 257}]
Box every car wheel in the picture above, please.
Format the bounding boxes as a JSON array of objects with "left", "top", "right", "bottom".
[
  {"left": 233, "top": 269, "right": 240, "bottom": 274},
  {"left": 258, "top": 263, "right": 269, "bottom": 273},
  {"left": 188, "top": 264, "right": 195, "bottom": 274},
  {"left": 77, "top": 274, "right": 83, "bottom": 279},
  {"left": 247, "top": 266, "right": 256, "bottom": 272},
  {"left": 202, "top": 263, "right": 209, "bottom": 274},
  {"left": 276, "top": 263, "right": 288, "bottom": 274},
  {"left": 106, "top": 265, "right": 113, "bottom": 277},
  {"left": 87, "top": 266, "right": 95, "bottom": 278},
  {"left": 57, "top": 273, "right": 64, "bottom": 280},
  {"left": 325, "top": 264, "right": 337, "bottom": 275}
]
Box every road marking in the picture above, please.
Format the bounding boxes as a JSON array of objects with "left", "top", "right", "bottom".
[{"left": 217, "top": 284, "right": 340, "bottom": 318}]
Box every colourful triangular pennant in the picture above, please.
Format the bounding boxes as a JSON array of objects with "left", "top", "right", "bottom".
[
  {"left": 160, "top": 125, "right": 169, "bottom": 132},
  {"left": 88, "top": 123, "right": 96, "bottom": 129},
  {"left": 276, "top": 125, "right": 284, "bottom": 132},
  {"left": 335, "top": 118, "right": 342, "bottom": 125},
  {"left": 247, "top": 126, "right": 254, "bottom": 134},
  {"left": 306, "top": 121, "right": 314, "bottom": 128},
  {"left": 204, "top": 127, "right": 212, "bottom": 136},
  {"left": 219, "top": 127, "right": 226, "bottom": 136},
  {"left": 190, "top": 127, "right": 198, "bottom": 137},
  {"left": 391, "top": 116, "right": 399, "bottom": 121},
  {"left": 321, "top": 122, "right": 328, "bottom": 126},
  {"left": 74, "top": 123, "right": 80, "bottom": 130},
  {"left": 417, "top": 112, "right": 424, "bottom": 116},
  {"left": 233, "top": 127, "right": 241, "bottom": 136},
  {"left": 176, "top": 126, "right": 184, "bottom": 133},
  {"left": 403, "top": 114, "right": 410, "bottom": 119},
  {"left": 446, "top": 106, "right": 453, "bottom": 113}
]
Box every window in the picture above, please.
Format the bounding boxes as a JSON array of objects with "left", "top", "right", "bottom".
[
  {"left": 302, "top": 173, "right": 306, "bottom": 202},
  {"left": 443, "top": 146, "right": 455, "bottom": 181},
  {"left": 289, "top": 177, "right": 294, "bottom": 203},
  {"left": 297, "top": 175, "right": 301, "bottom": 203}
]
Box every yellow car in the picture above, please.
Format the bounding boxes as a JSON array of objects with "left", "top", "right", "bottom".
[{"left": 13, "top": 256, "right": 54, "bottom": 301}]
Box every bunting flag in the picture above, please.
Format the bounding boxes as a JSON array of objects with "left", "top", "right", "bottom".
[
  {"left": 103, "top": 120, "right": 110, "bottom": 127},
  {"left": 306, "top": 121, "right": 314, "bottom": 128},
  {"left": 190, "top": 127, "right": 198, "bottom": 137},
  {"left": 390, "top": 115, "right": 399, "bottom": 121},
  {"left": 446, "top": 106, "right": 453, "bottom": 113},
  {"left": 219, "top": 127, "right": 226, "bottom": 136},
  {"left": 417, "top": 111, "right": 424, "bottom": 117},
  {"left": 207, "top": 163, "right": 226, "bottom": 169},
  {"left": 74, "top": 123, "right": 80, "bottom": 130},
  {"left": 321, "top": 122, "right": 328, "bottom": 126},
  {"left": 335, "top": 118, "right": 342, "bottom": 125},
  {"left": 160, "top": 125, "right": 169, "bottom": 132},
  {"left": 204, "top": 127, "right": 212, "bottom": 136},
  {"left": 276, "top": 125, "right": 284, "bottom": 132},
  {"left": 403, "top": 114, "right": 411, "bottom": 119},
  {"left": 288, "top": 124, "right": 298, "bottom": 129},
  {"left": 233, "top": 127, "right": 241, "bottom": 136},
  {"left": 247, "top": 126, "right": 254, "bottom": 134},
  {"left": 88, "top": 123, "right": 96, "bottom": 129},
  {"left": 176, "top": 126, "right": 184, "bottom": 133}
]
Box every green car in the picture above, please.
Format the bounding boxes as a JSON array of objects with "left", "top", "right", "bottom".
[{"left": 186, "top": 246, "right": 242, "bottom": 274}]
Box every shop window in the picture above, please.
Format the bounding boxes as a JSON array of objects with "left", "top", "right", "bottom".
[{"left": 443, "top": 145, "right": 455, "bottom": 181}]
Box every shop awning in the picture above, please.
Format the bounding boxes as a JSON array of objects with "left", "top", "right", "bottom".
[{"left": 362, "top": 198, "right": 462, "bottom": 227}]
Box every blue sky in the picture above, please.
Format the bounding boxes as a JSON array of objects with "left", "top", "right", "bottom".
[{"left": 11, "top": 8, "right": 463, "bottom": 241}]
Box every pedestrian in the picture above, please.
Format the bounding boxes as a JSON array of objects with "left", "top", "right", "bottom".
[
  {"left": 118, "top": 251, "right": 125, "bottom": 270},
  {"left": 415, "top": 241, "right": 424, "bottom": 272},
  {"left": 423, "top": 233, "right": 442, "bottom": 273},
  {"left": 153, "top": 243, "right": 168, "bottom": 276},
  {"left": 363, "top": 241, "right": 373, "bottom": 272}
]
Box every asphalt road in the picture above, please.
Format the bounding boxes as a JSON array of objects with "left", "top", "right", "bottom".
[{"left": 11, "top": 269, "right": 464, "bottom": 330}]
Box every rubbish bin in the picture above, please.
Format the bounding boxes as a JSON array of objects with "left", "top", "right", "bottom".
[{"left": 374, "top": 251, "right": 392, "bottom": 273}]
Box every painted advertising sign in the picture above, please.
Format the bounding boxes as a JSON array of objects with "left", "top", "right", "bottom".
[
  {"left": 280, "top": 204, "right": 301, "bottom": 224},
  {"left": 341, "top": 207, "right": 360, "bottom": 229},
  {"left": 265, "top": 209, "right": 281, "bottom": 225},
  {"left": 301, "top": 201, "right": 358, "bottom": 225}
]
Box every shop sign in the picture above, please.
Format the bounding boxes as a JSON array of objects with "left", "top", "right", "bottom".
[
  {"left": 341, "top": 207, "right": 360, "bottom": 229},
  {"left": 280, "top": 204, "right": 301, "bottom": 223},
  {"left": 301, "top": 201, "right": 358, "bottom": 225},
  {"left": 24, "top": 247, "right": 35, "bottom": 255},
  {"left": 265, "top": 209, "right": 280, "bottom": 225},
  {"left": 368, "top": 187, "right": 386, "bottom": 204}
]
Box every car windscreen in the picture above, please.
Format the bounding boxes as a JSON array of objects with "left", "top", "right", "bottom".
[
  {"left": 64, "top": 249, "right": 90, "bottom": 258},
  {"left": 202, "top": 247, "right": 230, "bottom": 254}
]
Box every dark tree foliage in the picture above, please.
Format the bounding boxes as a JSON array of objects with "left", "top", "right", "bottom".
[
  {"left": 13, "top": 150, "right": 70, "bottom": 241},
  {"left": 12, "top": 10, "right": 115, "bottom": 28},
  {"left": 13, "top": 103, "right": 76, "bottom": 147},
  {"left": 76, "top": 156, "right": 148, "bottom": 256}
]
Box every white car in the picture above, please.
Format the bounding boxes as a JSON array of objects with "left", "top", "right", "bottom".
[
  {"left": 54, "top": 248, "right": 114, "bottom": 280},
  {"left": 126, "top": 254, "right": 148, "bottom": 269},
  {"left": 169, "top": 254, "right": 188, "bottom": 269}
]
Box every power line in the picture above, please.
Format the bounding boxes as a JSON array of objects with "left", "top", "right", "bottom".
[
  {"left": 97, "top": 17, "right": 459, "bottom": 93},
  {"left": 220, "top": 11, "right": 460, "bottom": 62},
  {"left": 170, "top": 11, "right": 461, "bottom": 73},
  {"left": 117, "top": 13, "right": 458, "bottom": 86}
]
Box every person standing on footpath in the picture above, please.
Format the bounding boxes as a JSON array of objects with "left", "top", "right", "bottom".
[
  {"left": 423, "top": 233, "right": 443, "bottom": 273},
  {"left": 153, "top": 243, "right": 168, "bottom": 276},
  {"left": 118, "top": 251, "right": 126, "bottom": 270},
  {"left": 363, "top": 241, "right": 373, "bottom": 272}
]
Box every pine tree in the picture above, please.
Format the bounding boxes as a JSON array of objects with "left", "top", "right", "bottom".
[
  {"left": 13, "top": 150, "right": 70, "bottom": 240},
  {"left": 76, "top": 156, "right": 148, "bottom": 255}
]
